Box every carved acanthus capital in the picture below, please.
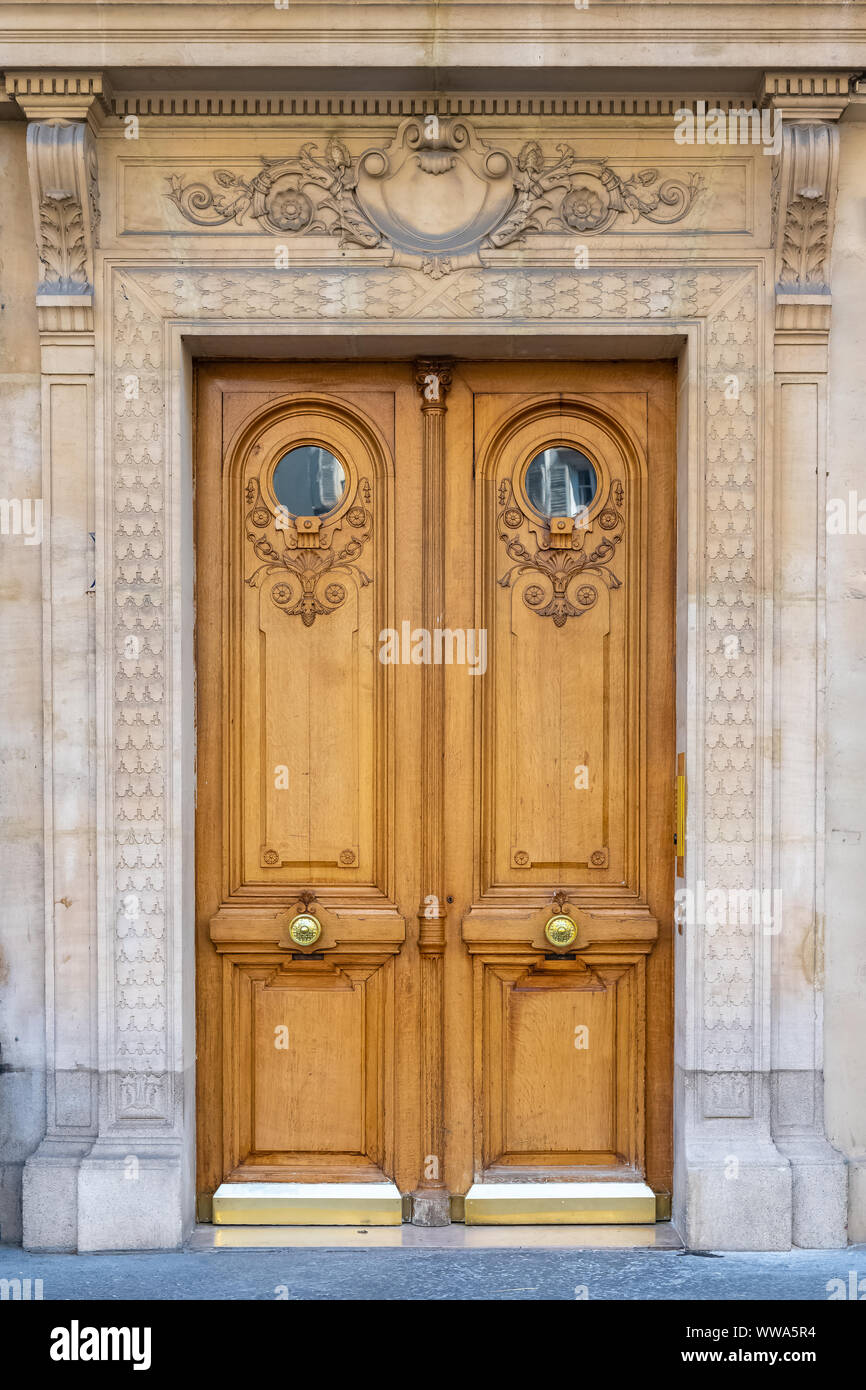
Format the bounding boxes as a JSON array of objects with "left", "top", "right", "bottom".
[
  {"left": 7, "top": 73, "right": 108, "bottom": 329},
  {"left": 762, "top": 72, "right": 849, "bottom": 332},
  {"left": 28, "top": 124, "right": 98, "bottom": 300},
  {"left": 771, "top": 122, "right": 840, "bottom": 333},
  {"left": 25, "top": 121, "right": 100, "bottom": 322}
]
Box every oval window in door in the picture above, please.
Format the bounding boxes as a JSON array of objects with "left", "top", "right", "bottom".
[
  {"left": 272, "top": 444, "right": 347, "bottom": 517},
  {"left": 525, "top": 446, "right": 597, "bottom": 519}
]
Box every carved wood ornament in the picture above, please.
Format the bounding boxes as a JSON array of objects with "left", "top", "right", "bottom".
[
  {"left": 497, "top": 476, "right": 625, "bottom": 626},
  {"left": 244, "top": 473, "right": 373, "bottom": 626}
]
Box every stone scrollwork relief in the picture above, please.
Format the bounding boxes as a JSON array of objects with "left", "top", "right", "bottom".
[
  {"left": 165, "top": 117, "right": 704, "bottom": 277},
  {"left": 496, "top": 477, "right": 625, "bottom": 627},
  {"left": 489, "top": 141, "right": 703, "bottom": 246},
  {"left": 168, "top": 137, "right": 381, "bottom": 248}
]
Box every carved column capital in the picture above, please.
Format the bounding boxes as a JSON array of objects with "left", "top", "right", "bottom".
[
  {"left": 760, "top": 71, "right": 850, "bottom": 335},
  {"left": 414, "top": 360, "right": 454, "bottom": 409},
  {"left": 770, "top": 120, "right": 840, "bottom": 334},
  {"left": 23, "top": 119, "right": 100, "bottom": 329},
  {"left": 7, "top": 72, "right": 110, "bottom": 331}
]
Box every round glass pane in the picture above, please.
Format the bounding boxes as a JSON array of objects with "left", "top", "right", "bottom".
[
  {"left": 272, "top": 445, "right": 346, "bottom": 517},
  {"left": 525, "top": 446, "right": 597, "bottom": 519}
]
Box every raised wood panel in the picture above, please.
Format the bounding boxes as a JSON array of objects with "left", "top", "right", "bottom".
[
  {"left": 479, "top": 955, "right": 644, "bottom": 1172},
  {"left": 252, "top": 968, "right": 364, "bottom": 1153},
  {"left": 230, "top": 396, "right": 392, "bottom": 889},
  {"left": 503, "top": 580, "right": 612, "bottom": 873},
  {"left": 251, "top": 585, "right": 368, "bottom": 874},
  {"left": 474, "top": 392, "right": 647, "bottom": 893},
  {"left": 226, "top": 955, "right": 392, "bottom": 1178}
]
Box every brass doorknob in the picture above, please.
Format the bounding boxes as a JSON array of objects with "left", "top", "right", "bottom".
[
  {"left": 544, "top": 913, "right": 578, "bottom": 948},
  {"left": 287, "top": 912, "right": 322, "bottom": 947}
]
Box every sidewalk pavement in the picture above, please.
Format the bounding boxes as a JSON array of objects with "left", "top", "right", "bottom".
[{"left": 1, "top": 1233, "right": 865, "bottom": 1300}]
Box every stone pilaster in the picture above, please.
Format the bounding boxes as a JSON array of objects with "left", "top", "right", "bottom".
[
  {"left": 765, "top": 72, "right": 848, "bottom": 1247},
  {"left": 10, "top": 71, "right": 105, "bottom": 1251},
  {"left": 675, "top": 73, "right": 851, "bottom": 1253}
]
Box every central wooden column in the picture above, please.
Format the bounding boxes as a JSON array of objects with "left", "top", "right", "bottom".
[{"left": 411, "top": 359, "right": 453, "bottom": 1226}]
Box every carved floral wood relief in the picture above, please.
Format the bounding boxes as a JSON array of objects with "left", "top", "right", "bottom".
[
  {"left": 165, "top": 117, "right": 704, "bottom": 277},
  {"left": 244, "top": 473, "right": 374, "bottom": 627},
  {"left": 496, "top": 476, "right": 625, "bottom": 627}
]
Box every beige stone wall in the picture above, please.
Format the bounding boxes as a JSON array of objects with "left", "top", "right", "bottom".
[
  {"left": 826, "top": 120, "right": 866, "bottom": 1241},
  {"left": 0, "top": 122, "right": 44, "bottom": 1245}
]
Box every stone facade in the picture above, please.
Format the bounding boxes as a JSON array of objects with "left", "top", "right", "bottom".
[{"left": 0, "top": 4, "right": 864, "bottom": 1251}]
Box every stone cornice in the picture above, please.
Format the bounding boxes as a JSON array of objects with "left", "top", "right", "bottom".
[
  {"left": 761, "top": 70, "right": 854, "bottom": 120},
  {"left": 1, "top": 3, "right": 865, "bottom": 70},
  {"left": 3, "top": 71, "right": 855, "bottom": 126},
  {"left": 5, "top": 70, "right": 114, "bottom": 125}
]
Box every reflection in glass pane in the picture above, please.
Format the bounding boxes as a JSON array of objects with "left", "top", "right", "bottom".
[
  {"left": 525, "top": 447, "right": 597, "bottom": 519},
  {"left": 272, "top": 445, "right": 346, "bottom": 517}
]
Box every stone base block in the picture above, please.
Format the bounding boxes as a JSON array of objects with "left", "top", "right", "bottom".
[
  {"left": 77, "top": 1145, "right": 187, "bottom": 1252},
  {"left": 23, "top": 1140, "right": 92, "bottom": 1252},
  {"left": 410, "top": 1189, "right": 451, "bottom": 1227},
  {"left": 681, "top": 1144, "right": 793, "bottom": 1250},
  {"left": 777, "top": 1139, "right": 848, "bottom": 1248}
]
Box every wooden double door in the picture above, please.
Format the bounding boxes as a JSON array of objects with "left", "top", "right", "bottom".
[{"left": 196, "top": 359, "right": 675, "bottom": 1216}]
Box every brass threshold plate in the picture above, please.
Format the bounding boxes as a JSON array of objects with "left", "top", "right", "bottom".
[
  {"left": 463, "top": 1181, "right": 657, "bottom": 1225},
  {"left": 212, "top": 1181, "right": 403, "bottom": 1226}
]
